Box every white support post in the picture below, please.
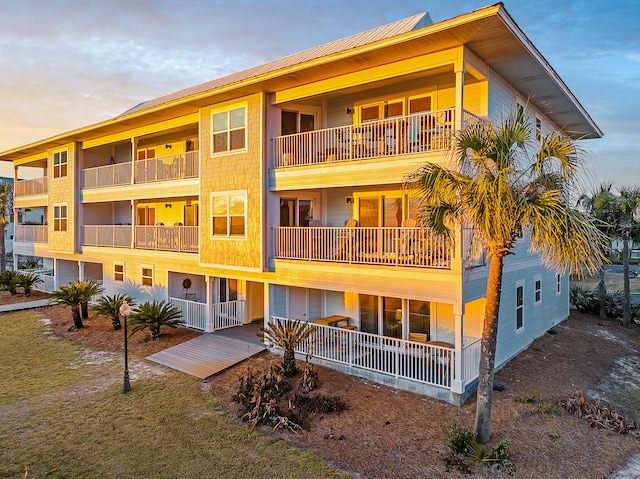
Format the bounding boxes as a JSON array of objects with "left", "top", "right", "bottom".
[{"left": 451, "top": 304, "right": 465, "bottom": 394}]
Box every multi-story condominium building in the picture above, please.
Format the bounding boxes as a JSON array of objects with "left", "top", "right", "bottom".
[{"left": 1, "top": 5, "right": 600, "bottom": 404}]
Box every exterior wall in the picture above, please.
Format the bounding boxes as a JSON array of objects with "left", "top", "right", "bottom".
[
  {"left": 47, "top": 142, "right": 77, "bottom": 254},
  {"left": 199, "top": 93, "right": 264, "bottom": 270}
]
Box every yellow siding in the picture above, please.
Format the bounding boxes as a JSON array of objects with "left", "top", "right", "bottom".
[
  {"left": 199, "top": 93, "right": 264, "bottom": 270},
  {"left": 47, "top": 142, "right": 76, "bottom": 253}
]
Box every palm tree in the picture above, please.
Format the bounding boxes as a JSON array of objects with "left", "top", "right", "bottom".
[
  {"left": 0, "top": 181, "right": 13, "bottom": 272},
  {"left": 93, "top": 294, "right": 135, "bottom": 331},
  {"left": 590, "top": 186, "right": 640, "bottom": 328},
  {"left": 74, "top": 279, "right": 103, "bottom": 319},
  {"left": 260, "top": 318, "right": 317, "bottom": 375},
  {"left": 406, "top": 107, "right": 607, "bottom": 443},
  {"left": 14, "top": 272, "right": 42, "bottom": 297},
  {"left": 578, "top": 183, "right": 616, "bottom": 319},
  {"left": 128, "top": 300, "right": 184, "bottom": 341},
  {"left": 50, "top": 283, "right": 85, "bottom": 330},
  {"left": 0, "top": 269, "right": 18, "bottom": 295}
]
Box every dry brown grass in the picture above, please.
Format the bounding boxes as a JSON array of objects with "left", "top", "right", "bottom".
[{"left": 5, "top": 291, "right": 640, "bottom": 478}]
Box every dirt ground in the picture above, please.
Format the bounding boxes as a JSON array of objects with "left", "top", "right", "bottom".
[{"left": 4, "top": 290, "right": 639, "bottom": 479}]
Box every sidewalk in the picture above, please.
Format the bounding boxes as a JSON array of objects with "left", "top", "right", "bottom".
[{"left": 0, "top": 299, "right": 51, "bottom": 313}]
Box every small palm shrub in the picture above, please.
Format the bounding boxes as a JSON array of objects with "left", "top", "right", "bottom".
[
  {"left": 443, "top": 419, "right": 511, "bottom": 473},
  {"left": 93, "top": 294, "right": 135, "bottom": 331},
  {"left": 50, "top": 283, "right": 85, "bottom": 330},
  {"left": 0, "top": 270, "right": 18, "bottom": 295},
  {"left": 570, "top": 285, "right": 626, "bottom": 319},
  {"left": 14, "top": 272, "right": 42, "bottom": 296},
  {"left": 128, "top": 300, "right": 184, "bottom": 340},
  {"left": 260, "top": 319, "right": 317, "bottom": 375},
  {"left": 73, "top": 280, "right": 103, "bottom": 319}
]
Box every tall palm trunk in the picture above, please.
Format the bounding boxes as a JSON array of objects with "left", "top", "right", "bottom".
[
  {"left": 71, "top": 306, "right": 84, "bottom": 330},
  {"left": 622, "top": 233, "right": 631, "bottom": 328},
  {"left": 0, "top": 223, "right": 5, "bottom": 272},
  {"left": 475, "top": 250, "right": 506, "bottom": 443},
  {"left": 597, "top": 267, "right": 607, "bottom": 319}
]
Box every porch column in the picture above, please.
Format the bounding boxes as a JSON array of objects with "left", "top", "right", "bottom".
[
  {"left": 130, "top": 200, "right": 135, "bottom": 249},
  {"left": 455, "top": 64, "right": 465, "bottom": 131},
  {"left": 205, "top": 276, "right": 213, "bottom": 332},
  {"left": 451, "top": 303, "right": 465, "bottom": 394},
  {"left": 78, "top": 261, "right": 85, "bottom": 281},
  {"left": 130, "top": 138, "right": 136, "bottom": 184}
]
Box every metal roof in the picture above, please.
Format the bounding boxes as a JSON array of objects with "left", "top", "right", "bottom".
[{"left": 121, "top": 12, "right": 433, "bottom": 116}]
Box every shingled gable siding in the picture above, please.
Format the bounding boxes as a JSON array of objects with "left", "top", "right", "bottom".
[
  {"left": 199, "top": 93, "right": 263, "bottom": 269},
  {"left": 48, "top": 142, "right": 77, "bottom": 254}
]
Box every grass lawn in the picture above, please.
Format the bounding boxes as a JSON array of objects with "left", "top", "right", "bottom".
[{"left": 0, "top": 311, "right": 349, "bottom": 479}]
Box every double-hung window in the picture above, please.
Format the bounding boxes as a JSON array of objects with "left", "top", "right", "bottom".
[
  {"left": 53, "top": 204, "right": 68, "bottom": 232},
  {"left": 211, "top": 192, "right": 246, "bottom": 237},
  {"left": 212, "top": 106, "right": 246, "bottom": 154},
  {"left": 534, "top": 275, "right": 542, "bottom": 305},
  {"left": 53, "top": 150, "right": 68, "bottom": 178},
  {"left": 114, "top": 263, "right": 125, "bottom": 282},
  {"left": 516, "top": 282, "right": 524, "bottom": 331},
  {"left": 141, "top": 266, "right": 153, "bottom": 287}
]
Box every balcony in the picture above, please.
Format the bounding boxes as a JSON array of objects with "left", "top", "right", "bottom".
[
  {"left": 274, "top": 110, "right": 464, "bottom": 168},
  {"left": 15, "top": 178, "right": 48, "bottom": 197},
  {"left": 14, "top": 225, "right": 48, "bottom": 243},
  {"left": 134, "top": 225, "right": 198, "bottom": 253},
  {"left": 135, "top": 151, "right": 199, "bottom": 183},
  {"left": 275, "top": 226, "right": 451, "bottom": 269},
  {"left": 81, "top": 151, "right": 199, "bottom": 189},
  {"left": 83, "top": 225, "right": 132, "bottom": 248}
]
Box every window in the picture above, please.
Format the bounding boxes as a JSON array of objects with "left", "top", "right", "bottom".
[
  {"left": 556, "top": 274, "right": 562, "bottom": 295},
  {"left": 211, "top": 192, "right": 246, "bottom": 237},
  {"left": 218, "top": 278, "right": 238, "bottom": 302},
  {"left": 516, "top": 283, "right": 524, "bottom": 330},
  {"left": 279, "top": 198, "right": 314, "bottom": 227},
  {"left": 534, "top": 276, "right": 542, "bottom": 305},
  {"left": 535, "top": 117, "right": 542, "bottom": 142},
  {"left": 141, "top": 266, "right": 153, "bottom": 287},
  {"left": 53, "top": 204, "right": 67, "bottom": 232},
  {"left": 114, "top": 263, "right": 124, "bottom": 282},
  {"left": 53, "top": 150, "right": 68, "bottom": 178},
  {"left": 212, "top": 106, "right": 246, "bottom": 154}
]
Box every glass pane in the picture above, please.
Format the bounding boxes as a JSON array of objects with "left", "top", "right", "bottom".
[
  {"left": 219, "top": 278, "right": 227, "bottom": 302},
  {"left": 409, "top": 300, "right": 430, "bottom": 334},
  {"left": 361, "top": 105, "right": 380, "bottom": 122},
  {"left": 213, "top": 112, "right": 227, "bottom": 132},
  {"left": 142, "top": 276, "right": 153, "bottom": 286},
  {"left": 229, "top": 196, "right": 245, "bottom": 215},
  {"left": 230, "top": 107, "right": 245, "bottom": 129},
  {"left": 385, "top": 101, "right": 403, "bottom": 118},
  {"left": 517, "top": 286, "right": 523, "bottom": 307},
  {"left": 359, "top": 198, "right": 379, "bottom": 227},
  {"left": 300, "top": 114, "right": 314, "bottom": 133},
  {"left": 229, "top": 129, "right": 245, "bottom": 150},
  {"left": 298, "top": 200, "right": 312, "bottom": 227},
  {"left": 382, "top": 297, "right": 402, "bottom": 339},
  {"left": 213, "top": 132, "right": 228, "bottom": 153},
  {"left": 280, "top": 198, "right": 295, "bottom": 227},
  {"left": 60, "top": 219, "right": 67, "bottom": 231},
  {"left": 213, "top": 197, "right": 228, "bottom": 215},
  {"left": 409, "top": 96, "right": 431, "bottom": 113},
  {"left": 281, "top": 111, "right": 297, "bottom": 136},
  {"left": 229, "top": 279, "right": 238, "bottom": 301},
  {"left": 213, "top": 217, "right": 227, "bottom": 235},
  {"left": 60, "top": 164, "right": 67, "bottom": 177},
  {"left": 383, "top": 197, "right": 402, "bottom": 227},
  {"left": 230, "top": 216, "right": 245, "bottom": 236},
  {"left": 359, "top": 294, "right": 378, "bottom": 334}
]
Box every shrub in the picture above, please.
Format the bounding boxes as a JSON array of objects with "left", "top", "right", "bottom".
[
  {"left": 128, "top": 300, "right": 184, "bottom": 340},
  {"left": 443, "top": 418, "right": 474, "bottom": 455}
]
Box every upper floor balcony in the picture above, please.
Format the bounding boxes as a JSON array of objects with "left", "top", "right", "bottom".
[
  {"left": 273, "top": 110, "right": 474, "bottom": 169},
  {"left": 82, "top": 224, "right": 198, "bottom": 253},
  {"left": 14, "top": 225, "right": 48, "bottom": 244},
  {"left": 15, "top": 177, "right": 48, "bottom": 197},
  {"left": 82, "top": 151, "right": 199, "bottom": 189}
]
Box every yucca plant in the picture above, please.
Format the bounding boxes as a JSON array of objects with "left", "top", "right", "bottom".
[
  {"left": 93, "top": 294, "right": 135, "bottom": 331},
  {"left": 0, "top": 269, "right": 18, "bottom": 295},
  {"left": 50, "top": 283, "right": 85, "bottom": 330},
  {"left": 14, "top": 272, "right": 42, "bottom": 296},
  {"left": 260, "top": 319, "right": 317, "bottom": 375},
  {"left": 128, "top": 300, "right": 184, "bottom": 341}
]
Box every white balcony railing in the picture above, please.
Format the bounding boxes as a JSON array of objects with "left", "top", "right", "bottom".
[
  {"left": 274, "top": 109, "right": 465, "bottom": 168},
  {"left": 170, "top": 297, "right": 208, "bottom": 331},
  {"left": 14, "top": 225, "right": 48, "bottom": 243},
  {"left": 211, "top": 300, "right": 245, "bottom": 331},
  {"left": 134, "top": 225, "right": 198, "bottom": 253},
  {"left": 15, "top": 177, "right": 48, "bottom": 196},
  {"left": 270, "top": 317, "right": 479, "bottom": 390},
  {"left": 135, "top": 151, "right": 199, "bottom": 183},
  {"left": 83, "top": 162, "right": 132, "bottom": 189},
  {"left": 83, "top": 225, "right": 132, "bottom": 248},
  {"left": 275, "top": 226, "right": 451, "bottom": 269}
]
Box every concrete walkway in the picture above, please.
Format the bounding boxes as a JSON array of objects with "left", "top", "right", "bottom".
[{"left": 0, "top": 299, "right": 51, "bottom": 313}]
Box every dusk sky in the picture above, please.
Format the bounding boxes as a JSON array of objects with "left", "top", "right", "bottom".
[{"left": 1, "top": 0, "right": 638, "bottom": 190}]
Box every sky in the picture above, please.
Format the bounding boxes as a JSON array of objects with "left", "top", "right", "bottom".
[{"left": 0, "top": 0, "right": 638, "bottom": 190}]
